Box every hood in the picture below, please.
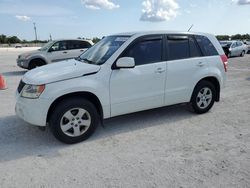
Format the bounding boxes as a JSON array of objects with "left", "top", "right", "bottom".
[
  {"left": 22, "top": 59, "right": 100, "bottom": 85},
  {"left": 19, "top": 50, "right": 40, "bottom": 58}
]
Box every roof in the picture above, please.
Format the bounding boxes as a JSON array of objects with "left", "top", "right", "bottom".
[{"left": 113, "top": 30, "right": 213, "bottom": 37}]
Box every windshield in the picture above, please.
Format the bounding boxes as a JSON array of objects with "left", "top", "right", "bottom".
[
  {"left": 220, "top": 41, "right": 232, "bottom": 47},
  {"left": 39, "top": 41, "right": 54, "bottom": 51},
  {"left": 79, "top": 36, "right": 130, "bottom": 65}
]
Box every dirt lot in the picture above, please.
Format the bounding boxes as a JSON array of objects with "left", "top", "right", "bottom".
[{"left": 0, "top": 48, "right": 250, "bottom": 188}]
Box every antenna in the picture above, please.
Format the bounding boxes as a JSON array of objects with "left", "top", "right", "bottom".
[{"left": 188, "top": 24, "right": 194, "bottom": 32}]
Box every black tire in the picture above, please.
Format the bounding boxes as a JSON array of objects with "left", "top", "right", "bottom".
[
  {"left": 190, "top": 80, "right": 216, "bottom": 114},
  {"left": 241, "top": 51, "right": 245, "bottom": 57},
  {"left": 49, "top": 98, "right": 99, "bottom": 144},
  {"left": 28, "top": 59, "right": 46, "bottom": 70}
]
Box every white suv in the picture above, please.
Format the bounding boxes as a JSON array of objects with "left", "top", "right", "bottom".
[
  {"left": 16, "top": 31, "right": 227, "bottom": 144},
  {"left": 17, "top": 39, "right": 93, "bottom": 70}
]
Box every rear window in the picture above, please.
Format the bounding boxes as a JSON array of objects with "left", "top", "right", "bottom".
[
  {"left": 195, "top": 35, "right": 218, "bottom": 56},
  {"left": 167, "top": 36, "right": 202, "bottom": 61},
  {"left": 68, "top": 40, "right": 91, "bottom": 50},
  {"left": 189, "top": 37, "right": 202, "bottom": 58},
  {"left": 168, "top": 39, "right": 189, "bottom": 60}
]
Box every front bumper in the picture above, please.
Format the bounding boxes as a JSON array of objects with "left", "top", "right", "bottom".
[
  {"left": 17, "top": 58, "right": 29, "bottom": 69},
  {"left": 15, "top": 92, "right": 50, "bottom": 126}
]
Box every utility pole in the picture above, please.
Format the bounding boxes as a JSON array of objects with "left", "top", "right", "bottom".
[
  {"left": 33, "top": 22, "right": 37, "bottom": 42},
  {"left": 49, "top": 33, "right": 52, "bottom": 41}
]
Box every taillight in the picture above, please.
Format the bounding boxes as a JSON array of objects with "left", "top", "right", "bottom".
[{"left": 220, "top": 54, "right": 228, "bottom": 72}]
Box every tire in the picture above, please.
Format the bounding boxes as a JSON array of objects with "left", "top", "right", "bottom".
[
  {"left": 28, "top": 59, "right": 46, "bottom": 70},
  {"left": 241, "top": 51, "right": 245, "bottom": 57},
  {"left": 190, "top": 80, "right": 216, "bottom": 114},
  {"left": 49, "top": 98, "right": 99, "bottom": 144}
]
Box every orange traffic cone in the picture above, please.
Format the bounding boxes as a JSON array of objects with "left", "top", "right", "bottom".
[{"left": 0, "top": 74, "right": 7, "bottom": 90}]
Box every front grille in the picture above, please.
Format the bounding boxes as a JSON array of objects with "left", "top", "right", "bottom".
[{"left": 17, "top": 80, "right": 25, "bottom": 93}]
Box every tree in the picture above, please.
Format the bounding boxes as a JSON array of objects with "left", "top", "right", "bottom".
[
  {"left": 92, "top": 37, "right": 101, "bottom": 43},
  {"left": 216, "top": 35, "right": 230, "bottom": 41},
  {"left": 0, "top": 34, "right": 7, "bottom": 43},
  {"left": 231, "top": 34, "right": 242, "bottom": 40},
  {"left": 6, "top": 36, "right": 21, "bottom": 43}
]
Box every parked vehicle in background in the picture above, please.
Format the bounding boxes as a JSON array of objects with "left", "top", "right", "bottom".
[
  {"left": 17, "top": 39, "right": 94, "bottom": 70},
  {"left": 243, "top": 40, "right": 250, "bottom": 54},
  {"left": 16, "top": 31, "right": 227, "bottom": 144},
  {"left": 220, "top": 40, "right": 247, "bottom": 57},
  {"left": 15, "top": 44, "right": 22, "bottom": 48}
]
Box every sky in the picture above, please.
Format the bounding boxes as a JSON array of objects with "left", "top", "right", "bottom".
[{"left": 0, "top": 0, "right": 250, "bottom": 40}]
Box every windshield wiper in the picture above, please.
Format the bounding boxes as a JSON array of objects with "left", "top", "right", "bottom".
[
  {"left": 81, "top": 58, "right": 96, "bottom": 64},
  {"left": 75, "top": 57, "right": 96, "bottom": 64}
]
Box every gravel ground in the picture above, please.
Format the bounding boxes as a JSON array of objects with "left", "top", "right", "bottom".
[{"left": 0, "top": 48, "right": 250, "bottom": 188}]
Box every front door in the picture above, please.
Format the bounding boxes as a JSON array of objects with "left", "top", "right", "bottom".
[
  {"left": 110, "top": 35, "right": 167, "bottom": 117},
  {"left": 47, "top": 41, "right": 70, "bottom": 63}
]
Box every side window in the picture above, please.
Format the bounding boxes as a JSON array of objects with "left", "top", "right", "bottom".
[
  {"left": 168, "top": 38, "right": 189, "bottom": 60},
  {"left": 232, "top": 42, "right": 237, "bottom": 48},
  {"left": 67, "top": 40, "right": 77, "bottom": 50},
  {"left": 50, "top": 41, "right": 68, "bottom": 51},
  {"left": 237, "top": 42, "right": 242, "bottom": 46},
  {"left": 68, "top": 41, "right": 92, "bottom": 50},
  {"left": 79, "top": 41, "right": 91, "bottom": 49},
  {"left": 122, "top": 38, "right": 162, "bottom": 66},
  {"left": 195, "top": 35, "right": 218, "bottom": 56},
  {"left": 189, "top": 37, "right": 202, "bottom": 58}
]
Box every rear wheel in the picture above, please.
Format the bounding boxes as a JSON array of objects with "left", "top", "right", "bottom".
[
  {"left": 49, "top": 98, "right": 99, "bottom": 144},
  {"left": 190, "top": 80, "right": 216, "bottom": 114}
]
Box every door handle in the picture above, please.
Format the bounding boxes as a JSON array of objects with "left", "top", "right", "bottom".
[
  {"left": 63, "top": 51, "right": 68, "bottom": 54},
  {"left": 197, "top": 62, "right": 205, "bottom": 67},
  {"left": 80, "top": 49, "right": 84, "bottom": 52},
  {"left": 155, "top": 68, "right": 165, "bottom": 73}
]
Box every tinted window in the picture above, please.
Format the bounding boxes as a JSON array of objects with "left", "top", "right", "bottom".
[
  {"left": 168, "top": 38, "right": 189, "bottom": 60},
  {"left": 195, "top": 35, "right": 218, "bottom": 56},
  {"left": 50, "top": 41, "right": 68, "bottom": 51},
  {"left": 68, "top": 41, "right": 91, "bottom": 50},
  {"left": 189, "top": 37, "right": 202, "bottom": 57},
  {"left": 122, "top": 38, "right": 162, "bottom": 66},
  {"left": 79, "top": 41, "right": 91, "bottom": 48}
]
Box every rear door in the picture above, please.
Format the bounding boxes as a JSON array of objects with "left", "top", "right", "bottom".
[
  {"left": 68, "top": 40, "right": 92, "bottom": 58},
  {"left": 165, "top": 35, "right": 217, "bottom": 105}
]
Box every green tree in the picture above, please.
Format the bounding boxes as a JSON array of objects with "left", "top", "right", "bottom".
[
  {"left": 6, "top": 36, "right": 21, "bottom": 43},
  {"left": 0, "top": 34, "right": 7, "bottom": 43},
  {"left": 92, "top": 37, "right": 101, "bottom": 43},
  {"left": 231, "top": 34, "right": 242, "bottom": 40},
  {"left": 216, "top": 35, "right": 230, "bottom": 41}
]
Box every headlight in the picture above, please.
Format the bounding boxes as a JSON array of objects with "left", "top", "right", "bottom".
[
  {"left": 21, "top": 84, "right": 45, "bottom": 99},
  {"left": 24, "top": 54, "right": 31, "bottom": 59}
]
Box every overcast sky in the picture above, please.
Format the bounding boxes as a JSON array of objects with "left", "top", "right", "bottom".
[{"left": 0, "top": 0, "right": 250, "bottom": 40}]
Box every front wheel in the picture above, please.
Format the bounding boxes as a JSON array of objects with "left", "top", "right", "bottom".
[
  {"left": 241, "top": 51, "right": 245, "bottom": 57},
  {"left": 49, "top": 98, "right": 99, "bottom": 144},
  {"left": 190, "top": 80, "right": 216, "bottom": 114}
]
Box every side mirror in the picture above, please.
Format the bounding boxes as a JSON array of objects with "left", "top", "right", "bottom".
[{"left": 116, "top": 57, "right": 135, "bottom": 69}]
